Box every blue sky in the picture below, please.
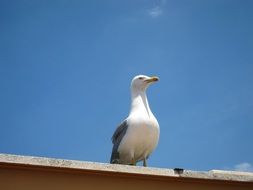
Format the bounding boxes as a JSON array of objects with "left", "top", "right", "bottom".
[{"left": 1, "top": 0, "right": 253, "bottom": 172}]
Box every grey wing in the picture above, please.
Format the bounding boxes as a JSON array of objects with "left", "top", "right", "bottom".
[{"left": 110, "top": 120, "right": 128, "bottom": 163}]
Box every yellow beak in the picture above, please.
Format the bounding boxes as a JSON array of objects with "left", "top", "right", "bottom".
[{"left": 145, "top": 76, "right": 159, "bottom": 83}]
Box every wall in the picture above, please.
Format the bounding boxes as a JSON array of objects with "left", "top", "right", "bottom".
[{"left": 0, "top": 154, "right": 253, "bottom": 190}]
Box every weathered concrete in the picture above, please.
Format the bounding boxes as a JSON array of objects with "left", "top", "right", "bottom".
[{"left": 0, "top": 153, "right": 253, "bottom": 183}]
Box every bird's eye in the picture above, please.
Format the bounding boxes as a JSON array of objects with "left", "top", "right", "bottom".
[{"left": 138, "top": 77, "right": 144, "bottom": 80}]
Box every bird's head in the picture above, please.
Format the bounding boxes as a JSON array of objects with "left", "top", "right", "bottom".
[{"left": 131, "top": 75, "right": 159, "bottom": 92}]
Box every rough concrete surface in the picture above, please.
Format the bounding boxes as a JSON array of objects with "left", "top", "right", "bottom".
[{"left": 0, "top": 153, "right": 253, "bottom": 183}]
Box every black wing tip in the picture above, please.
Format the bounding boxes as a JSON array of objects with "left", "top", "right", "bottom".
[
  {"left": 110, "top": 159, "right": 120, "bottom": 164},
  {"left": 110, "top": 149, "right": 120, "bottom": 164}
]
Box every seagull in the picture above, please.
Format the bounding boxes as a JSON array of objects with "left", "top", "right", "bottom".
[{"left": 110, "top": 75, "right": 160, "bottom": 167}]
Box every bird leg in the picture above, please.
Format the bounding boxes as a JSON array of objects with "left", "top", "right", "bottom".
[
  {"left": 143, "top": 158, "right": 147, "bottom": 167},
  {"left": 130, "top": 158, "right": 136, "bottom": 166}
]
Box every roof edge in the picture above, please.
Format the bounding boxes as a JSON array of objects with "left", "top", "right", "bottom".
[{"left": 0, "top": 153, "right": 253, "bottom": 183}]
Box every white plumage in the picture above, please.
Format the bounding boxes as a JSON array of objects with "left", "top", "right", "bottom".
[{"left": 110, "top": 75, "right": 160, "bottom": 166}]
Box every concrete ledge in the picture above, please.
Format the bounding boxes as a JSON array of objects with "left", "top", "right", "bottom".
[{"left": 0, "top": 153, "right": 253, "bottom": 183}]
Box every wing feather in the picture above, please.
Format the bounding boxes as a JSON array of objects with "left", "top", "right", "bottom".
[{"left": 110, "top": 120, "right": 128, "bottom": 163}]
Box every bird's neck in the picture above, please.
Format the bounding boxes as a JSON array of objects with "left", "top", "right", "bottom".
[{"left": 130, "top": 90, "right": 152, "bottom": 117}]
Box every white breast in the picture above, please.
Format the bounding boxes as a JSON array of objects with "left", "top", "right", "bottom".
[{"left": 118, "top": 115, "right": 160, "bottom": 163}]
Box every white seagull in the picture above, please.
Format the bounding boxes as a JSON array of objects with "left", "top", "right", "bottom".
[{"left": 110, "top": 75, "right": 160, "bottom": 167}]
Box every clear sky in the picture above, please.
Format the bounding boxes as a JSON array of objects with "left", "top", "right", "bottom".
[{"left": 1, "top": 0, "right": 253, "bottom": 172}]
